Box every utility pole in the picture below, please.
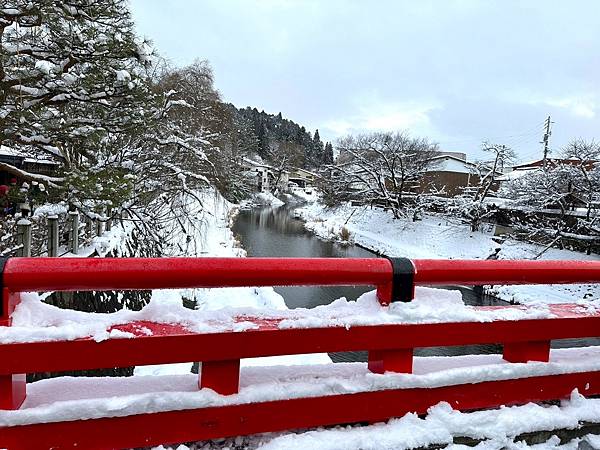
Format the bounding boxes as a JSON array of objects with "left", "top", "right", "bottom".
[{"left": 541, "top": 115, "right": 552, "bottom": 168}]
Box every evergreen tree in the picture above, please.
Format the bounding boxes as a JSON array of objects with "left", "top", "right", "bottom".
[
  {"left": 324, "top": 142, "right": 334, "bottom": 164},
  {"left": 0, "top": 0, "right": 155, "bottom": 203},
  {"left": 308, "top": 129, "right": 325, "bottom": 167},
  {"left": 0, "top": 1, "right": 216, "bottom": 256}
]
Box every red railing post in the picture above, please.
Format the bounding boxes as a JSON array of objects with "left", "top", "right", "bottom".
[
  {"left": 376, "top": 282, "right": 393, "bottom": 305},
  {"left": 0, "top": 287, "right": 26, "bottom": 410},
  {"left": 200, "top": 360, "right": 240, "bottom": 395},
  {"left": 503, "top": 341, "right": 551, "bottom": 363},
  {"left": 368, "top": 349, "right": 413, "bottom": 374}
]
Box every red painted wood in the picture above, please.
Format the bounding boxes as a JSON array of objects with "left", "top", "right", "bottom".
[
  {"left": 0, "top": 374, "right": 25, "bottom": 410},
  {"left": 0, "top": 289, "right": 20, "bottom": 326},
  {"left": 504, "top": 341, "right": 551, "bottom": 363},
  {"left": 2, "top": 257, "right": 392, "bottom": 293},
  {"left": 413, "top": 259, "right": 600, "bottom": 286},
  {"left": 3, "top": 258, "right": 600, "bottom": 294},
  {"left": 2, "top": 371, "right": 599, "bottom": 450},
  {"left": 200, "top": 360, "right": 240, "bottom": 395},
  {"left": 1, "top": 257, "right": 600, "bottom": 444},
  {"left": 1, "top": 307, "right": 600, "bottom": 376},
  {"left": 368, "top": 349, "right": 413, "bottom": 373},
  {"left": 1, "top": 290, "right": 25, "bottom": 410},
  {"left": 376, "top": 282, "right": 393, "bottom": 305}
]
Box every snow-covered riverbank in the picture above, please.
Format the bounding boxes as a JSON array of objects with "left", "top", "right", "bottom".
[
  {"left": 134, "top": 188, "right": 330, "bottom": 376},
  {"left": 297, "top": 201, "right": 600, "bottom": 305}
]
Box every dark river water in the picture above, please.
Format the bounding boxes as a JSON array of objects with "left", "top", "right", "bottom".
[{"left": 232, "top": 204, "right": 599, "bottom": 362}]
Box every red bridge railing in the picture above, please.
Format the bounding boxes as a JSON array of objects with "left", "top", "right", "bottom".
[
  {"left": 1, "top": 257, "right": 600, "bottom": 449},
  {"left": 3, "top": 256, "right": 600, "bottom": 301}
]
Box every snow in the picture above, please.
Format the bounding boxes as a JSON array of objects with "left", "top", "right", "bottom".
[
  {"left": 115, "top": 69, "right": 131, "bottom": 81},
  {"left": 4, "top": 188, "right": 599, "bottom": 447},
  {"left": 427, "top": 156, "right": 476, "bottom": 174},
  {"left": 1, "top": 287, "right": 554, "bottom": 345},
  {"left": 254, "top": 192, "right": 285, "bottom": 206},
  {"left": 34, "top": 60, "right": 56, "bottom": 75},
  {"left": 0, "top": 144, "right": 25, "bottom": 157},
  {"left": 289, "top": 186, "right": 319, "bottom": 202},
  {"left": 256, "top": 390, "right": 600, "bottom": 450},
  {"left": 131, "top": 187, "right": 329, "bottom": 374},
  {"left": 297, "top": 202, "right": 600, "bottom": 304},
  {"left": 497, "top": 169, "right": 538, "bottom": 181},
  {"left": 4, "top": 347, "right": 600, "bottom": 431}
]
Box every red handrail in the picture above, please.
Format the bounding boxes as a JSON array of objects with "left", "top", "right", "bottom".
[
  {"left": 2, "top": 257, "right": 391, "bottom": 292},
  {"left": 413, "top": 259, "right": 600, "bottom": 285},
  {"left": 2, "top": 257, "right": 600, "bottom": 293}
]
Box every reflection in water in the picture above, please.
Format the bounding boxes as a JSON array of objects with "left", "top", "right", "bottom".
[
  {"left": 232, "top": 204, "right": 597, "bottom": 362},
  {"left": 232, "top": 205, "right": 377, "bottom": 309}
]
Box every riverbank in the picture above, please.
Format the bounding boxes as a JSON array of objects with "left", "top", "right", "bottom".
[
  {"left": 134, "top": 188, "right": 330, "bottom": 376},
  {"left": 297, "top": 201, "right": 600, "bottom": 305}
]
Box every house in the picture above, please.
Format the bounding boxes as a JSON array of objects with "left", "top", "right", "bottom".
[
  {"left": 418, "top": 153, "right": 502, "bottom": 197},
  {"left": 497, "top": 158, "right": 599, "bottom": 187},
  {"left": 0, "top": 145, "right": 60, "bottom": 185},
  {"left": 288, "top": 167, "right": 318, "bottom": 188},
  {"left": 241, "top": 157, "right": 289, "bottom": 193},
  {"left": 511, "top": 158, "right": 598, "bottom": 172}
]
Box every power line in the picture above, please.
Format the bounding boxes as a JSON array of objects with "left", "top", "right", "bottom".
[{"left": 436, "top": 121, "right": 547, "bottom": 148}]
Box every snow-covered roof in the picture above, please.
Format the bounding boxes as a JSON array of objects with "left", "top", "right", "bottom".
[
  {"left": 242, "top": 157, "right": 273, "bottom": 170},
  {"left": 0, "top": 145, "right": 59, "bottom": 165},
  {"left": 496, "top": 168, "right": 539, "bottom": 181},
  {"left": 0, "top": 145, "right": 25, "bottom": 157},
  {"left": 291, "top": 167, "right": 318, "bottom": 177},
  {"left": 23, "top": 158, "right": 59, "bottom": 166},
  {"left": 426, "top": 155, "right": 477, "bottom": 174},
  {"left": 513, "top": 158, "right": 599, "bottom": 170},
  {"left": 434, "top": 151, "right": 467, "bottom": 161}
]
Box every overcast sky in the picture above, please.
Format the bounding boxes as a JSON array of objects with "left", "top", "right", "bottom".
[{"left": 130, "top": 0, "right": 599, "bottom": 161}]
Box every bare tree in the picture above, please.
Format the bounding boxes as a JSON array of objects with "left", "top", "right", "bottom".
[
  {"left": 458, "top": 142, "right": 515, "bottom": 231},
  {"left": 499, "top": 150, "right": 600, "bottom": 255},
  {"left": 323, "top": 131, "right": 439, "bottom": 217},
  {"left": 562, "top": 139, "right": 600, "bottom": 220}
]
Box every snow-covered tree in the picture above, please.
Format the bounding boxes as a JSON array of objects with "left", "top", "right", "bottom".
[
  {"left": 1, "top": 0, "right": 154, "bottom": 191},
  {"left": 1, "top": 2, "right": 220, "bottom": 258},
  {"left": 562, "top": 139, "right": 600, "bottom": 221},
  {"left": 499, "top": 140, "right": 600, "bottom": 254},
  {"left": 322, "top": 131, "right": 439, "bottom": 217},
  {"left": 456, "top": 142, "right": 515, "bottom": 231},
  {"left": 324, "top": 141, "right": 334, "bottom": 164}
]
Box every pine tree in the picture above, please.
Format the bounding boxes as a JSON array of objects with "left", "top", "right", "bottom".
[
  {"left": 0, "top": 0, "right": 155, "bottom": 203},
  {"left": 324, "top": 142, "right": 334, "bottom": 164},
  {"left": 309, "top": 129, "right": 325, "bottom": 168}
]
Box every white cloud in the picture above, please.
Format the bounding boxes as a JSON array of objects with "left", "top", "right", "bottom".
[
  {"left": 323, "top": 98, "right": 442, "bottom": 139},
  {"left": 545, "top": 97, "right": 596, "bottom": 119},
  {"left": 510, "top": 91, "right": 597, "bottom": 119}
]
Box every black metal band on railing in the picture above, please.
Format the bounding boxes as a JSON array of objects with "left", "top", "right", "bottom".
[
  {"left": 0, "top": 257, "right": 8, "bottom": 317},
  {"left": 386, "top": 257, "right": 415, "bottom": 302}
]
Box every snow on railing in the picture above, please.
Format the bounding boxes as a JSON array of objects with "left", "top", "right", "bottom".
[
  {"left": 0, "top": 208, "right": 115, "bottom": 257},
  {"left": 1, "top": 257, "right": 600, "bottom": 449}
]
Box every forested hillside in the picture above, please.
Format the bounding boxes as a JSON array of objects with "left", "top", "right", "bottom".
[{"left": 228, "top": 105, "right": 334, "bottom": 169}]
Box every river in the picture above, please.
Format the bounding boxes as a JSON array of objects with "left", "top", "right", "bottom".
[
  {"left": 232, "top": 203, "right": 507, "bottom": 362},
  {"left": 233, "top": 203, "right": 600, "bottom": 361}
]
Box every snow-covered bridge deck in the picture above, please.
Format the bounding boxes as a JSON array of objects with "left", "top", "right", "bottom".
[{"left": 1, "top": 257, "right": 600, "bottom": 449}]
